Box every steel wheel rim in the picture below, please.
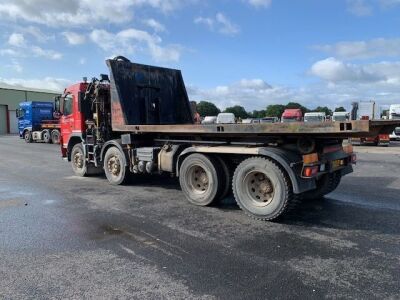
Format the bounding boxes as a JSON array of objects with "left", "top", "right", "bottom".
[
  {"left": 73, "top": 151, "right": 84, "bottom": 169},
  {"left": 24, "top": 132, "right": 29, "bottom": 141},
  {"left": 107, "top": 155, "right": 121, "bottom": 177},
  {"left": 243, "top": 171, "right": 274, "bottom": 207},
  {"left": 186, "top": 165, "right": 209, "bottom": 195}
]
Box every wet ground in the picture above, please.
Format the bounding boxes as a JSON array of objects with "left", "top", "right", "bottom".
[{"left": 0, "top": 135, "right": 399, "bottom": 299}]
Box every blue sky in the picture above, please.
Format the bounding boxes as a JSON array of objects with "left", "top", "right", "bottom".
[{"left": 1, "top": 0, "right": 400, "bottom": 111}]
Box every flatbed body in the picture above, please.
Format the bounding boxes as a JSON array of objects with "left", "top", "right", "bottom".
[{"left": 111, "top": 120, "right": 397, "bottom": 139}]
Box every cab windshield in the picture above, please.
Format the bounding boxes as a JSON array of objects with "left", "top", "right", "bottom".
[
  {"left": 304, "top": 116, "right": 324, "bottom": 122},
  {"left": 281, "top": 117, "right": 299, "bottom": 123}
]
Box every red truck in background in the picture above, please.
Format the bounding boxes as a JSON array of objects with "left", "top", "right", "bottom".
[
  {"left": 281, "top": 109, "right": 303, "bottom": 123},
  {"left": 350, "top": 101, "right": 390, "bottom": 146},
  {"left": 55, "top": 57, "right": 399, "bottom": 221}
]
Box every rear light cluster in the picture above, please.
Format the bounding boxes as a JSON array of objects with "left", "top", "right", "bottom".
[
  {"left": 302, "top": 153, "right": 320, "bottom": 178},
  {"left": 303, "top": 166, "right": 319, "bottom": 177}
]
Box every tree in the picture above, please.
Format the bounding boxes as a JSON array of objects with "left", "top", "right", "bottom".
[
  {"left": 250, "top": 110, "right": 267, "bottom": 118},
  {"left": 265, "top": 104, "right": 285, "bottom": 117},
  {"left": 335, "top": 106, "right": 346, "bottom": 112},
  {"left": 286, "top": 102, "right": 309, "bottom": 114},
  {"left": 196, "top": 101, "right": 220, "bottom": 117},
  {"left": 224, "top": 105, "right": 249, "bottom": 119},
  {"left": 313, "top": 106, "right": 333, "bottom": 116}
]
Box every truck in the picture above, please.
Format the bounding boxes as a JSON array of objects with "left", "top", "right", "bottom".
[
  {"left": 388, "top": 104, "right": 400, "bottom": 140},
  {"left": 58, "top": 57, "right": 399, "bottom": 221},
  {"left": 350, "top": 101, "right": 390, "bottom": 146},
  {"left": 16, "top": 101, "right": 61, "bottom": 144},
  {"left": 281, "top": 109, "right": 302, "bottom": 123},
  {"left": 304, "top": 112, "right": 326, "bottom": 123},
  {"left": 332, "top": 111, "right": 349, "bottom": 122}
]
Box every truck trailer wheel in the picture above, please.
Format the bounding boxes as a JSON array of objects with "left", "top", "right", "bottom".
[
  {"left": 24, "top": 130, "right": 33, "bottom": 143},
  {"left": 232, "top": 157, "right": 293, "bottom": 221},
  {"left": 179, "top": 153, "right": 223, "bottom": 206},
  {"left": 215, "top": 156, "right": 231, "bottom": 201},
  {"left": 43, "top": 130, "right": 51, "bottom": 143},
  {"left": 51, "top": 129, "right": 60, "bottom": 144},
  {"left": 302, "top": 172, "right": 341, "bottom": 200},
  {"left": 104, "top": 146, "right": 128, "bottom": 185}
]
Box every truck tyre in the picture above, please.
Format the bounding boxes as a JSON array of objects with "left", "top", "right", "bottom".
[
  {"left": 302, "top": 172, "right": 341, "bottom": 200},
  {"left": 71, "top": 143, "right": 89, "bottom": 177},
  {"left": 24, "top": 130, "right": 33, "bottom": 143},
  {"left": 104, "top": 146, "right": 128, "bottom": 185},
  {"left": 51, "top": 129, "right": 60, "bottom": 144},
  {"left": 179, "top": 153, "right": 223, "bottom": 206},
  {"left": 215, "top": 156, "right": 231, "bottom": 201},
  {"left": 43, "top": 129, "right": 51, "bottom": 143},
  {"left": 232, "top": 157, "right": 293, "bottom": 221}
]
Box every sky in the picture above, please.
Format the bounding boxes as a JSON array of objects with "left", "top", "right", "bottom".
[{"left": 1, "top": 0, "right": 400, "bottom": 112}]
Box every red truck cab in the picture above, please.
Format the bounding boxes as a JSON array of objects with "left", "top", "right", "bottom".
[
  {"left": 59, "top": 82, "right": 88, "bottom": 157},
  {"left": 281, "top": 109, "right": 303, "bottom": 123}
]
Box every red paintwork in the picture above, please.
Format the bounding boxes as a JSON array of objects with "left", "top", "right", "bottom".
[
  {"left": 281, "top": 109, "right": 302, "bottom": 121},
  {"left": 60, "top": 82, "right": 88, "bottom": 149}
]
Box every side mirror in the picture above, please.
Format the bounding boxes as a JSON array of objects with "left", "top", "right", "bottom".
[{"left": 54, "top": 96, "right": 61, "bottom": 114}]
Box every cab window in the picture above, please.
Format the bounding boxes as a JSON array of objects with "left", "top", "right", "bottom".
[
  {"left": 63, "top": 94, "right": 73, "bottom": 116},
  {"left": 16, "top": 109, "right": 25, "bottom": 118}
]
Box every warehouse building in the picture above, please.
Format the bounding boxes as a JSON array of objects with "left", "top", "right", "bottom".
[{"left": 0, "top": 84, "right": 60, "bottom": 134}]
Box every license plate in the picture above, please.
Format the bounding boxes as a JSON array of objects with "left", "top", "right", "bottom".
[{"left": 332, "top": 159, "right": 344, "bottom": 169}]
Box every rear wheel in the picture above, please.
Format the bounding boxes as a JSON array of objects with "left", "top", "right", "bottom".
[
  {"left": 179, "top": 153, "right": 223, "bottom": 206},
  {"left": 302, "top": 172, "right": 341, "bottom": 200},
  {"left": 43, "top": 129, "right": 51, "bottom": 143},
  {"left": 232, "top": 157, "right": 293, "bottom": 221},
  {"left": 51, "top": 129, "right": 60, "bottom": 144},
  {"left": 215, "top": 156, "right": 231, "bottom": 201},
  {"left": 104, "top": 146, "right": 128, "bottom": 185},
  {"left": 24, "top": 130, "right": 32, "bottom": 143}
]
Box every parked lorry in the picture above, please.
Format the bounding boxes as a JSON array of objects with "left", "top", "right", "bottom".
[
  {"left": 58, "top": 57, "right": 399, "bottom": 221},
  {"left": 350, "top": 101, "right": 390, "bottom": 146},
  {"left": 281, "top": 109, "right": 302, "bottom": 122},
  {"left": 388, "top": 104, "right": 400, "bottom": 140},
  {"left": 16, "top": 101, "right": 61, "bottom": 144},
  {"left": 304, "top": 112, "right": 326, "bottom": 123},
  {"left": 332, "top": 111, "right": 349, "bottom": 122}
]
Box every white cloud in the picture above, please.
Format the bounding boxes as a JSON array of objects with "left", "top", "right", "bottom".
[
  {"left": 143, "top": 18, "right": 166, "bottom": 32},
  {"left": 314, "top": 38, "right": 400, "bottom": 60},
  {"left": 2, "top": 33, "right": 62, "bottom": 60},
  {"left": 79, "top": 57, "right": 86, "bottom": 65},
  {"left": 347, "top": 0, "right": 373, "bottom": 16},
  {"left": 23, "top": 26, "right": 52, "bottom": 43},
  {"left": 194, "top": 13, "right": 240, "bottom": 36},
  {"left": 90, "top": 28, "right": 181, "bottom": 62},
  {"left": 31, "top": 46, "right": 62, "bottom": 60},
  {"left": 246, "top": 0, "right": 272, "bottom": 8},
  {"left": 0, "top": 76, "right": 71, "bottom": 92},
  {"left": 310, "top": 57, "right": 384, "bottom": 83},
  {"left": 62, "top": 31, "right": 85, "bottom": 45},
  {"left": 8, "top": 33, "right": 25, "bottom": 47},
  {"left": 5, "top": 59, "right": 23, "bottom": 73},
  {"left": 0, "top": 0, "right": 188, "bottom": 27}
]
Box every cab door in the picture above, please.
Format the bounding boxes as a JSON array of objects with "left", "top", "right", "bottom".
[{"left": 60, "top": 94, "right": 73, "bottom": 147}]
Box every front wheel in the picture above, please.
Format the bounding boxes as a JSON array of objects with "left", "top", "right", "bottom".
[
  {"left": 232, "top": 157, "right": 293, "bottom": 221},
  {"left": 104, "top": 146, "right": 128, "bottom": 185},
  {"left": 71, "top": 143, "right": 88, "bottom": 177}
]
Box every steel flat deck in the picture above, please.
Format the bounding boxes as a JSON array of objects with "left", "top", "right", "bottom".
[{"left": 112, "top": 120, "right": 400, "bottom": 138}]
